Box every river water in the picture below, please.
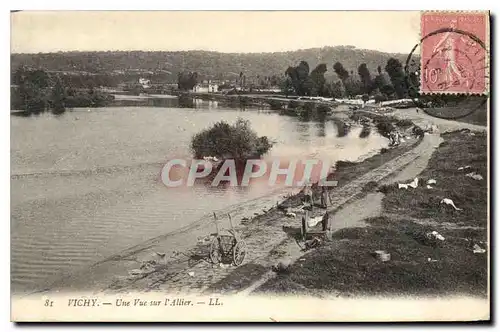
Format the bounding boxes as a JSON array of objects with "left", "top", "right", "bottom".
[{"left": 11, "top": 98, "right": 388, "bottom": 293}]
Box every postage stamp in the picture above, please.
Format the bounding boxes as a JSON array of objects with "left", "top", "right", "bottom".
[{"left": 420, "top": 11, "right": 489, "bottom": 95}]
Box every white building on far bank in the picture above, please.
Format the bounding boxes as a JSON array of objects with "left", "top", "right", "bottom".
[
  {"left": 192, "top": 82, "right": 218, "bottom": 93},
  {"left": 139, "top": 78, "right": 151, "bottom": 89}
]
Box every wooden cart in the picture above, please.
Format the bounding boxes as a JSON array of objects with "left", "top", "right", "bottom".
[
  {"left": 209, "top": 213, "right": 247, "bottom": 266},
  {"left": 301, "top": 210, "right": 331, "bottom": 241},
  {"left": 300, "top": 186, "right": 332, "bottom": 240}
]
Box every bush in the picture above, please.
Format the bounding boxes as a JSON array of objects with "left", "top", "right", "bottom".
[
  {"left": 268, "top": 100, "right": 284, "bottom": 110},
  {"left": 288, "top": 100, "right": 300, "bottom": 109},
  {"left": 316, "top": 104, "right": 332, "bottom": 115},
  {"left": 65, "top": 90, "right": 114, "bottom": 108},
  {"left": 303, "top": 102, "right": 315, "bottom": 112},
  {"left": 191, "top": 118, "right": 273, "bottom": 160},
  {"left": 362, "top": 181, "right": 378, "bottom": 193},
  {"left": 396, "top": 119, "right": 414, "bottom": 128},
  {"left": 335, "top": 160, "right": 358, "bottom": 169},
  {"left": 412, "top": 125, "right": 425, "bottom": 138},
  {"left": 374, "top": 93, "right": 388, "bottom": 103},
  {"left": 378, "top": 183, "right": 396, "bottom": 193},
  {"left": 375, "top": 119, "right": 395, "bottom": 138},
  {"left": 349, "top": 113, "right": 362, "bottom": 122}
]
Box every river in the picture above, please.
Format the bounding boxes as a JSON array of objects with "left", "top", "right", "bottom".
[{"left": 11, "top": 98, "right": 388, "bottom": 293}]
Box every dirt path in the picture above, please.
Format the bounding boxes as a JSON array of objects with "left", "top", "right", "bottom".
[{"left": 391, "top": 108, "right": 487, "bottom": 132}]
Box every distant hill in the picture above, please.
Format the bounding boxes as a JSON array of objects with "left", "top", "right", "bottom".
[{"left": 11, "top": 46, "right": 413, "bottom": 83}]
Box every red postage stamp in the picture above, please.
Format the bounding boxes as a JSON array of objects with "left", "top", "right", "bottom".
[{"left": 420, "top": 11, "right": 489, "bottom": 94}]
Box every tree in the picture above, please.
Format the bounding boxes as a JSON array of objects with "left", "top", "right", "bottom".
[
  {"left": 372, "top": 65, "right": 388, "bottom": 92},
  {"left": 13, "top": 66, "right": 51, "bottom": 114},
  {"left": 50, "top": 76, "right": 66, "bottom": 114},
  {"left": 344, "top": 76, "right": 362, "bottom": 97},
  {"left": 296, "top": 61, "right": 311, "bottom": 95},
  {"left": 380, "top": 84, "right": 395, "bottom": 99},
  {"left": 385, "top": 58, "right": 407, "bottom": 99},
  {"left": 280, "top": 76, "right": 294, "bottom": 97},
  {"left": 191, "top": 118, "right": 273, "bottom": 161},
  {"left": 357, "top": 63, "right": 373, "bottom": 94},
  {"left": 333, "top": 62, "right": 350, "bottom": 81},
  {"left": 12, "top": 65, "right": 29, "bottom": 86},
  {"left": 285, "top": 61, "right": 312, "bottom": 96},
  {"left": 407, "top": 63, "right": 420, "bottom": 99},
  {"left": 302, "top": 77, "right": 314, "bottom": 96},
  {"left": 285, "top": 66, "right": 299, "bottom": 95},
  {"left": 310, "top": 63, "right": 328, "bottom": 96},
  {"left": 331, "top": 81, "right": 346, "bottom": 98},
  {"left": 372, "top": 88, "right": 387, "bottom": 103},
  {"left": 177, "top": 71, "right": 198, "bottom": 91}
]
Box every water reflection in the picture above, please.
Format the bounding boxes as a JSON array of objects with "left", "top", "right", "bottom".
[
  {"left": 332, "top": 118, "right": 352, "bottom": 138},
  {"left": 359, "top": 125, "right": 371, "bottom": 138},
  {"left": 111, "top": 94, "right": 213, "bottom": 109},
  {"left": 316, "top": 121, "right": 326, "bottom": 137},
  {"left": 293, "top": 121, "right": 312, "bottom": 141}
]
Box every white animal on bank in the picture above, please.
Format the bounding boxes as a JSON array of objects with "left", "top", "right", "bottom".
[
  {"left": 466, "top": 172, "right": 483, "bottom": 180},
  {"left": 440, "top": 198, "right": 462, "bottom": 211},
  {"left": 408, "top": 178, "right": 419, "bottom": 189},
  {"left": 398, "top": 178, "right": 419, "bottom": 189}
]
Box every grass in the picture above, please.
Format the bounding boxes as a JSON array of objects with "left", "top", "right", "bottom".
[
  {"left": 205, "top": 263, "right": 268, "bottom": 294},
  {"left": 257, "top": 221, "right": 487, "bottom": 297},
  {"left": 257, "top": 129, "right": 488, "bottom": 297},
  {"left": 383, "top": 129, "right": 487, "bottom": 227},
  {"left": 421, "top": 98, "right": 488, "bottom": 126}
]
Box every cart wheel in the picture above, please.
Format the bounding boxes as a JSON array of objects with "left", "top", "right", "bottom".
[
  {"left": 233, "top": 240, "right": 247, "bottom": 266},
  {"left": 210, "top": 237, "right": 222, "bottom": 264}
]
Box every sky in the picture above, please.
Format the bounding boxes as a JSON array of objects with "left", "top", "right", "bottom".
[{"left": 11, "top": 11, "right": 421, "bottom": 54}]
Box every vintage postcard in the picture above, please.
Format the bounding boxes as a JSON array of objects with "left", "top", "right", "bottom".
[{"left": 10, "top": 10, "right": 490, "bottom": 322}]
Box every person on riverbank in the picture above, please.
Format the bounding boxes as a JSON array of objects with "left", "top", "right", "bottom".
[
  {"left": 303, "top": 185, "right": 313, "bottom": 206},
  {"left": 389, "top": 130, "right": 401, "bottom": 147}
]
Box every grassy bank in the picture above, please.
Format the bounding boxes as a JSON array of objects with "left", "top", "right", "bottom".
[
  {"left": 422, "top": 100, "right": 488, "bottom": 126},
  {"left": 256, "top": 129, "right": 488, "bottom": 297}
]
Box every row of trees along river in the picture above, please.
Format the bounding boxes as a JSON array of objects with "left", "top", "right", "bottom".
[
  {"left": 10, "top": 66, "right": 115, "bottom": 115},
  {"left": 174, "top": 57, "right": 419, "bottom": 102},
  {"left": 177, "top": 57, "right": 469, "bottom": 107}
]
